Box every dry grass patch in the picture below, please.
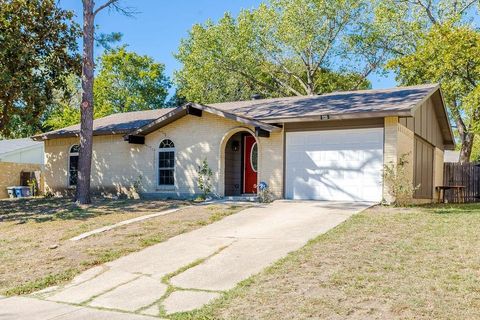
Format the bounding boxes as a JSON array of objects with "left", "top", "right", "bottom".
[
  {"left": 0, "top": 197, "right": 248, "bottom": 296},
  {"left": 178, "top": 204, "right": 480, "bottom": 320}
]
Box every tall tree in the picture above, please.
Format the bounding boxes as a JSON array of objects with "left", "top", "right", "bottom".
[
  {"left": 78, "top": 0, "right": 134, "bottom": 204},
  {"left": 94, "top": 47, "right": 171, "bottom": 117},
  {"left": 0, "top": 0, "right": 80, "bottom": 138},
  {"left": 387, "top": 24, "right": 480, "bottom": 163},
  {"left": 175, "top": 0, "right": 375, "bottom": 104},
  {"left": 369, "top": 0, "right": 480, "bottom": 162}
]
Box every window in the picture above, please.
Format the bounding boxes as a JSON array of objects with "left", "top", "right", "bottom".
[
  {"left": 69, "top": 144, "right": 80, "bottom": 186},
  {"left": 250, "top": 142, "right": 258, "bottom": 172},
  {"left": 158, "top": 139, "right": 175, "bottom": 186}
]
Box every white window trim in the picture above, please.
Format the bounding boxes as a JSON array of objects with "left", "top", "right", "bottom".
[
  {"left": 68, "top": 145, "right": 79, "bottom": 188},
  {"left": 157, "top": 140, "right": 176, "bottom": 189}
]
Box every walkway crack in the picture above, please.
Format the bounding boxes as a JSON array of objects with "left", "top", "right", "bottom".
[{"left": 136, "top": 241, "right": 235, "bottom": 316}]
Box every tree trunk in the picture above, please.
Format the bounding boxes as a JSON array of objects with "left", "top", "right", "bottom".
[
  {"left": 459, "top": 132, "right": 474, "bottom": 164},
  {"left": 76, "top": 0, "right": 95, "bottom": 204}
]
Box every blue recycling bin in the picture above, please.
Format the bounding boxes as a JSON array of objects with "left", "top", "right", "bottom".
[
  {"left": 12, "top": 186, "right": 31, "bottom": 198},
  {"left": 14, "top": 187, "right": 22, "bottom": 197}
]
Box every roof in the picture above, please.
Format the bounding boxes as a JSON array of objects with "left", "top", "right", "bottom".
[
  {"left": 33, "top": 84, "right": 450, "bottom": 142},
  {"left": 208, "top": 84, "right": 440, "bottom": 122},
  {"left": 129, "top": 103, "right": 282, "bottom": 137},
  {"left": 0, "top": 138, "right": 42, "bottom": 155},
  {"left": 32, "top": 108, "right": 175, "bottom": 140}
]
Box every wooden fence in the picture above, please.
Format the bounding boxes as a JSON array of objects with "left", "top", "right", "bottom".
[{"left": 443, "top": 162, "right": 480, "bottom": 202}]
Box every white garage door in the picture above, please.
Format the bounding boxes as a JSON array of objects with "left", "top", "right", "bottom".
[{"left": 285, "top": 128, "right": 384, "bottom": 202}]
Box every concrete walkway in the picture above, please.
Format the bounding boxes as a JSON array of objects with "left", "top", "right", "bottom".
[{"left": 0, "top": 201, "right": 372, "bottom": 319}]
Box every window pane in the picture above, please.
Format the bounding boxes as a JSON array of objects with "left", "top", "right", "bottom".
[
  {"left": 69, "top": 156, "right": 79, "bottom": 171},
  {"left": 159, "top": 151, "right": 174, "bottom": 168},
  {"left": 159, "top": 169, "right": 174, "bottom": 185},
  {"left": 69, "top": 170, "right": 78, "bottom": 186}
]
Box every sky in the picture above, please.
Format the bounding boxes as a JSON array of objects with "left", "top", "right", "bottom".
[{"left": 59, "top": 0, "right": 397, "bottom": 94}]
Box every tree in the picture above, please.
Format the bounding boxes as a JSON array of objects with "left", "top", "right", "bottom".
[
  {"left": 387, "top": 24, "right": 480, "bottom": 163},
  {"left": 44, "top": 75, "right": 82, "bottom": 130},
  {"left": 175, "top": 0, "right": 375, "bottom": 103},
  {"left": 77, "top": 0, "right": 135, "bottom": 204},
  {"left": 0, "top": 0, "right": 80, "bottom": 138},
  {"left": 368, "top": 0, "right": 480, "bottom": 162},
  {"left": 94, "top": 47, "right": 171, "bottom": 118}
]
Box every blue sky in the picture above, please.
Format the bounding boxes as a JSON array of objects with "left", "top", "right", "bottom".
[{"left": 60, "top": 0, "right": 397, "bottom": 93}]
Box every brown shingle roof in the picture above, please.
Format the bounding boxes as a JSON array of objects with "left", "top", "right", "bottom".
[
  {"left": 32, "top": 108, "right": 175, "bottom": 140},
  {"left": 208, "top": 84, "right": 439, "bottom": 121},
  {"left": 33, "top": 84, "right": 443, "bottom": 141}
]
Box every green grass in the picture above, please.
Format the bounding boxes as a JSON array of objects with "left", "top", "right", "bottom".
[
  {"left": 4, "top": 269, "right": 78, "bottom": 296},
  {"left": 0, "top": 198, "right": 248, "bottom": 297},
  {"left": 172, "top": 203, "right": 480, "bottom": 320}
]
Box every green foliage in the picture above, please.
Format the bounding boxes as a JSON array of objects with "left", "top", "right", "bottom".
[
  {"left": 387, "top": 23, "right": 480, "bottom": 161},
  {"left": 43, "top": 74, "right": 81, "bottom": 130},
  {"left": 384, "top": 153, "right": 418, "bottom": 206},
  {"left": 94, "top": 47, "right": 171, "bottom": 118},
  {"left": 175, "top": 0, "right": 374, "bottom": 103},
  {"left": 370, "top": 0, "right": 480, "bottom": 161},
  {"left": 197, "top": 159, "right": 213, "bottom": 200},
  {"left": 258, "top": 187, "right": 274, "bottom": 203},
  {"left": 96, "top": 32, "right": 123, "bottom": 50},
  {"left": 388, "top": 24, "right": 480, "bottom": 121},
  {"left": 0, "top": 0, "right": 80, "bottom": 138}
]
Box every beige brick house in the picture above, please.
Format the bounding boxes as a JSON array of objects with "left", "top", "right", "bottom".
[{"left": 33, "top": 84, "right": 454, "bottom": 203}]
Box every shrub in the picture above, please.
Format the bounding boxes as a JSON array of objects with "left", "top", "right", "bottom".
[
  {"left": 258, "top": 181, "right": 274, "bottom": 203},
  {"left": 384, "top": 153, "right": 418, "bottom": 206},
  {"left": 197, "top": 158, "right": 213, "bottom": 200}
]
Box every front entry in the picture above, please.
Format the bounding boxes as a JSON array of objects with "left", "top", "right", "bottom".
[
  {"left": 224, "top": 132, "right": 258, "bottom": 196},
  {"left": 243, "top": 135, "right": 258, "bottom": 194}
]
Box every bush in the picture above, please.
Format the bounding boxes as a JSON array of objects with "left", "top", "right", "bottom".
[
  {"left": 258, "top": 181, "right": 274, "bottom": 203},
  {"left": 197, "top": 158, "right": 213, "bottom": 200},
  {"left": 384, "top": 153, "right": 418, "bottom": 206}
]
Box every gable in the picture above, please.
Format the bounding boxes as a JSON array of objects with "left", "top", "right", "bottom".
[{"left": 399, "top": 90, "right": 454, "bottom": 150}]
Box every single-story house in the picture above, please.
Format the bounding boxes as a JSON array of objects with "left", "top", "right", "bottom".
[
  {"left": 0, "top": 138, "right": 44, "bottom": 199},
  {"left": 0, "top": 138, "right": 44, "bottom": 164},
  {"left": 32, "top": 84, "right": 454, "bottom": 203}
]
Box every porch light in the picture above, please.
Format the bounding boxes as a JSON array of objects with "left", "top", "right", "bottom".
[{"left": 232, "top": 140, "right": 240, "bottom": 152}]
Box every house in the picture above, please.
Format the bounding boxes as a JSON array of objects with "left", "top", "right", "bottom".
[
  {"left": 0, "top": 138, "right": 44, "bottom": 164},
  {"left": 0, "top": 138, "right": 44, "bottom": 198},
  {"left": 32, "top": 84, "right": 454, "bottom": 203}
]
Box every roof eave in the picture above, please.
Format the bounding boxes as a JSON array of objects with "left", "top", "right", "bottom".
[
  {"left": 32, "top": 130, "right": 130, "bottom": 141},
  {"left": 261, "top": 110, "right": 413, "bottom": 123},
  {"left": 127, "top": 103, "right": 281, "bottom": 138}
]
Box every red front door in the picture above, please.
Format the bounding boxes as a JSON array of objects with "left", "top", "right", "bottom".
[{"left": 243, "top": 135, "right": 258, "bottom": 194}]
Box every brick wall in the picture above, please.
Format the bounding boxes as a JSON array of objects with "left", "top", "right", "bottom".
[
  {"left": 383, "top": 117, "right": 415, "bottom": 204},
  {"left": 0, "top": 162, "right": 43, "bottom": 199},
  {"left": 44, "top": 112, "right": 284, "bottom": 198}
]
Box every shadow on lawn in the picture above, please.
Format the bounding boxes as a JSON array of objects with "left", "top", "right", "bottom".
[
  {"left": 423, "top": 203, "right": 480, "bottom": 215},
  {"left": 0, "top": 197, "right": 187, "bottom": 223}
]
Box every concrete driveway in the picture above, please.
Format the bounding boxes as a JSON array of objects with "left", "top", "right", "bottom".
[{"left": 0, "top": 200, "right": 372, "bottom": 319}]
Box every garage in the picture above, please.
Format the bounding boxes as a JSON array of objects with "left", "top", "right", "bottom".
[{"left": 285, "top": 128, "right": 384, "bottom": 202}]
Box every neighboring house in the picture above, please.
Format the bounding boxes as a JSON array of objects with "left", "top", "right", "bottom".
[
  {"left": 0, "top": 138, "right": 44, "bottom": 164},
  {"left": 444, "top": 150, "right": 460, "bottom": 162},
  {"left": 32, "top": 84, "right": 454, "bottom": 203},
  {"left": 0, "top": 138, "right": 44, "bottom": 199}
]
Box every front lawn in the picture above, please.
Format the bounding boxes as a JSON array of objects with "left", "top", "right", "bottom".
[
  {"left": 180, "top": 204, "right": 480, "bottom": 320},
  {"left": 0, "top": 197, "right": 248, "bottom": 296}
]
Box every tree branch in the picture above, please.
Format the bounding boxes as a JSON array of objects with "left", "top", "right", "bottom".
[
  {"left": 94, "top": 0, "right": 118, "bottom": 16},
  {"left": 94, "top": 0, "right": 138, "bottom": 17}
]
